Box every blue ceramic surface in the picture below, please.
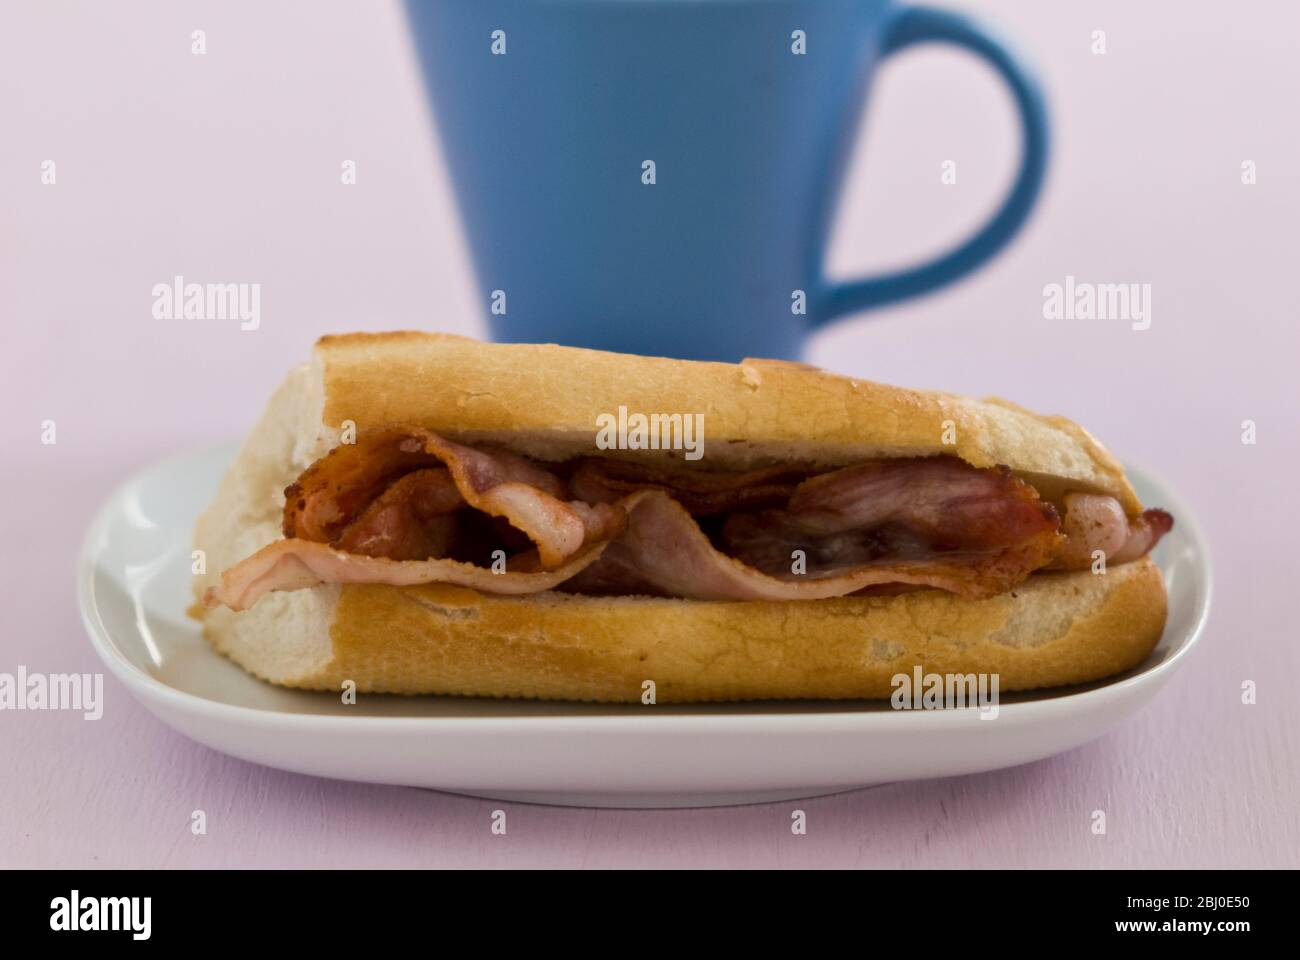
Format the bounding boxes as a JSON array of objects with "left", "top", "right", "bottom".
[{"left": 406, "top": 0, "right": 1048, "bottom": 360}]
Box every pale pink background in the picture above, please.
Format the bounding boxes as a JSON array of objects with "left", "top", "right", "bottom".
[{"left": 2, "top": 0, "right": 1297, "bottom": 868}]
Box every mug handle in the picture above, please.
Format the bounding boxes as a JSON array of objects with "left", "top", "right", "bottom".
[{"left": 811, "top": 5, "right": 1049, "bottom": 326}]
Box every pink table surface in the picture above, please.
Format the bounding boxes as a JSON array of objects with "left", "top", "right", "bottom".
[{"left": 2, "top": 0, "right": 1297, "bottom": 868}]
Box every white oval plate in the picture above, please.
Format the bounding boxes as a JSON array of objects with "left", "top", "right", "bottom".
[{"left": 79, "top": 444, "right": 1211, "bottom": 808}]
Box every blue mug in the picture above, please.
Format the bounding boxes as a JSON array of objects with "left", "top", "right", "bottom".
[{"left": 406, "top": 0, "right": 1048, "bottom": 361}]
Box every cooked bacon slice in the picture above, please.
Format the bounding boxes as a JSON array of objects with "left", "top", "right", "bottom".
[
  {"left": 1049, "top": 493, "right": 1173, "bottom": 569},
  {"left": 283, "top": 429, "right": 441, "bottom": 543},
  {"left": 203, "top": 539, "right": 612, "bottom": 613},
  {"left": 784, "top": 458, "right": 1059, "bottom": 548},
  {"left": 569, "top": 458, "right": 810, "bottom": 516},
  {"left": 719, "top": 458, "right": 1060, "bottom": 574},
  {"left": 425, "top": 434, "right": 567, "bottom": 501},
  {"left": 334, "top": 468, "right": 463, "bottom": 560},
  {"left": 285, "top": 429, "right": 600, "bottom": 569},
  {"left": 565, "top": 499, "right": 628, "bottom": 542},
  {"left": 206, "top": 431, "right": 1172, "bottom": 613},
  {"left": 564, "top": 490, "right": 1060, "bottom": 601},
  {"left": 1113, "top": 509, "right": 1174, "bottom": 564}
]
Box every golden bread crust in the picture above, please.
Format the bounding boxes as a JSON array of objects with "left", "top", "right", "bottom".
[
  {"left": 314, "top": 333, "right": 1142, "bottom": 513},
  {"left": 208, "top": 557, "right": 1167, "bottom": 702}
]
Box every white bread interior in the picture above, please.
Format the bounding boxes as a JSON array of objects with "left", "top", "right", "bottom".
[
  {"left": 193, "top": 333, "right": 1167, "bottom": 702},
  {"left": 194, "top": 363, "right": 341, "bottom": 683}
]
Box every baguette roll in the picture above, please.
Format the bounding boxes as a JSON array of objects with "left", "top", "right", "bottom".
[{"left": 194, "top": 333, "right": 1167, "bottom": 702}]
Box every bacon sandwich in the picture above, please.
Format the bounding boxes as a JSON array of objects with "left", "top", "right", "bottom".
[{"left": 195, "top": 332, "right": 1172, "bottom": 702}]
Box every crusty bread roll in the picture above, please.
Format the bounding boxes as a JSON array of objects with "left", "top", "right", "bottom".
[{"left": 193, "top": 333, "right": 1166, "bottom": 702}]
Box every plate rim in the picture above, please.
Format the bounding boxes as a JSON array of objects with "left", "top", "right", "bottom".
[{"left": 78, "top": 443, "right": 1213, "bottom": 734}]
